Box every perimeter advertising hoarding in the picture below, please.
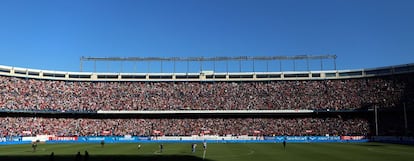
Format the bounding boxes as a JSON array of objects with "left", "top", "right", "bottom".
[
  {"left": 79, "top": 136, "right": 150, "bottom": 143},
  {"left": 48, "top": 136, "right": 78, "bottom": 141},
  {"left": 309, "top": 136, "right": 341, "bottom": 141},
  {"left": 267, "top": 136, "right": 341, "bottom": 142},
  {"left": 1, "top": 136, "right": 367, "bottom": 144},
  {"left": 340, "top": 136, "right": 366, "bottom": 140}
]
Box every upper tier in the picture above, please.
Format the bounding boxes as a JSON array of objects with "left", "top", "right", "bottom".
[{"left": 0, "top": 63, "right": 413, "bottom": 112}]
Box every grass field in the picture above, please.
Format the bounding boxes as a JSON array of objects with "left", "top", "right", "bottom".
[{"left": 1, "top": 142, "right": 414, "bottom": 161}]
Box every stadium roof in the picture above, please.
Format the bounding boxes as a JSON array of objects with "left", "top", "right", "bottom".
[{"left": 80, "top": 55, "right": 337, "bottom": 62}]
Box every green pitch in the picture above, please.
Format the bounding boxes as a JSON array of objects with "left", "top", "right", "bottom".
[{"left": 1, "top": 142, "right": 414, "bottom": 161}]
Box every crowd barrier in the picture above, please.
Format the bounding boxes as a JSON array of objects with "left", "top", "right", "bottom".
[{"left": 0, "top": 135, "right": 368, "bottom": 145}]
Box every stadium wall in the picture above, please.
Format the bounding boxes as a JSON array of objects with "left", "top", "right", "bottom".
[{"left": 371, "top": 136, "right": 414, "bottom": 145}]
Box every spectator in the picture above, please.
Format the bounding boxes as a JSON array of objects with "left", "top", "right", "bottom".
[
  {"left": 0, "top": 73, "right": 411, "bottom": 111},
  {"left": 0, "top": 117, "right": 369, "bottom": 136}
]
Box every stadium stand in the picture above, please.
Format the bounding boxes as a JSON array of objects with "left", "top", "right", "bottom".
[
  {"left": 0, "top": 63, "right": 413, "bottom": 137},
  {"left": 0, "top": 73, "right": 413, "bottom": 111},
  {"left": 0, "top": 117, "right": 369, "bottom": 137}
]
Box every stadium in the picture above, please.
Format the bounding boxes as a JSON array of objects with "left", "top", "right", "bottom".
[{"left": 0, "top": 55, "right": 413, "bottom": 161}]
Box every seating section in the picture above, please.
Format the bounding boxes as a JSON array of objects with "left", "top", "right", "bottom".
[
  {"left": 0, "top": 73, "right": 412, "bottom": 111},
  {"left": 0, "top": 117, "right": 369, "bottom": 136}
]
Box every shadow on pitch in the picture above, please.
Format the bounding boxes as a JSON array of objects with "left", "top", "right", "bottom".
[{"left": 0, "top": 154, "right": 214, "bottom": 161}]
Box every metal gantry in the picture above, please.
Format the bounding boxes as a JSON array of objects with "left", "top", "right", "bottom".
[{"left": 80, "top": 54, "right": 337, "bottom": 73}]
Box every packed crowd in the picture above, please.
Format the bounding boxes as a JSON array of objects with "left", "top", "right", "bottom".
[
  {"left": 0, "top": 73, "right": 412, "bottom": 111},
  {"left": 0, "top": 117, "right": 369, "bottom": 137}
]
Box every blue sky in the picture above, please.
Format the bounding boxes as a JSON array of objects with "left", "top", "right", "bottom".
[{"left": 0, "top": 0, "right": 413, "bottom": 73}]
